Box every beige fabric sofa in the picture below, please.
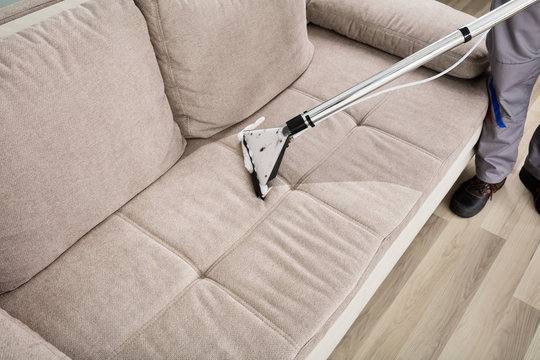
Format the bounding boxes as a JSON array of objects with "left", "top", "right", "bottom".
[{"left": 0, "top": 0, "right": 488, "bottom": 359}]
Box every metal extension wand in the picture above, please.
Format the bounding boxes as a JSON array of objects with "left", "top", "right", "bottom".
[{"left": 241, "top": 0, "right": 540, "bottom": 199}]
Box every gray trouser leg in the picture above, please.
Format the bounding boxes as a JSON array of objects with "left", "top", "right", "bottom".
[{"left": 475, "top": 0, "right": 540, "bottom": 184}]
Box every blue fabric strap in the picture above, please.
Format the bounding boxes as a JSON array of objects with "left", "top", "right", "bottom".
[{"left": 488, "top": 79, "right": 506, "bottom": 129}]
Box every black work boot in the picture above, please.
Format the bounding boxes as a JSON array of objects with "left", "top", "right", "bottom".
[
  {"left": 519, "top": 167, "right": 540, "bottom": 214},
  {"left": 450, "top": 176, "right": 506, "bottom": 218}
]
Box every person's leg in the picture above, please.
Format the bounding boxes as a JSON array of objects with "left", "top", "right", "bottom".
[
  {"left": 475, "top": 0, "right": 540, "bottom": 183},
  {"left": 520, "top": 125, "right": 540, "bottom": 213},
  {"left": 451, "top": 0, "right": 540, "bottom": 218},
  {"left": 524, "top": 125, "right": 540, "bottom": 180}
]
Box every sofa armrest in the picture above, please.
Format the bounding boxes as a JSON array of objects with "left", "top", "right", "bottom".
[
  {"left": 0, "top": 308, "right": 71, "bottom": 359},
  {"left": 307, "top": 0, "right": 489, "bottom": 79}
]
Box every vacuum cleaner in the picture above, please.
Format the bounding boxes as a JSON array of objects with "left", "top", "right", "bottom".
[{"left": 240, "top": 0, "right": 540, "bottom": 199}]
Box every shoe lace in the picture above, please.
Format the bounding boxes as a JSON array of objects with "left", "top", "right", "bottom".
[{"left": 471, "top": 178, "right": 499, "bottom": 200}]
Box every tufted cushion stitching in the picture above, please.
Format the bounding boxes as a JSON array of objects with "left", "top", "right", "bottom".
[
  {"left": 208, "top": 190, "right": 385, "bottom": 349},
  {"left": 107, "top": 279, "right": 201, "bottom": 360},
  {"left": 289, "top": 82, "right": 394, "bottom": 127},
  {"left": 204, "top": 190, "right": 293, "bottom": 275},
  {"left": 205, "top": 278, "right": 299, "bottom": 348},
  {"left": 114, "top": 213, "right": 201, "bottom": 276},
  {"left": 288, "top": 87, "right": 359, "bottom": 125},
  {"left": 295, "top": 189, "right": 382, "bottom": 238},
  {"left": 293, "top": 127, "right": 356, "bottom": 189},
  {"left": 361, "top": 125, "right": 443, "bottom": 162}
]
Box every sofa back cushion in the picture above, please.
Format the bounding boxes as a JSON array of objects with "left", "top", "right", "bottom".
[
  {"left": 307, "top": 0, "right": 489, "bottom": 79},
  {"left": 135, "top": 0, "right": 314, "bottom": 138},
  {"left": 0, "top": 0, "right": 185, "bottom": 293}
]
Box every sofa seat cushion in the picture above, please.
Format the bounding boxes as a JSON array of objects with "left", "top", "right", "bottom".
[
  {"left": 0, "top": 0, "right": 185, "bottom": 294},
  {"left": 0, "top": 25, "right": 488, "bottom": 359},
  {"left": 135, "top": 0, "right": 314, "bottom": 138},
  {"left": 0, "top": 215, "right": 200, "bottom": 360}
]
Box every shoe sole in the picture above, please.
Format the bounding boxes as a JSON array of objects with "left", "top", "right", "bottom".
[{"left": 450, "top": 198, "right": 487, "bottom": 218}]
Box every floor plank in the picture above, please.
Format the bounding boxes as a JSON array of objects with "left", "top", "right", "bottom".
[
  {"left": 329, "top": 216, "right": 448, "bottom": 360},
  {"left": 394, "top": 229, "right": 504, "bottom": 360},
  {"left": 524, "top": 326, "right": 540, "bottom": 360},
  {"left": 333, "top": 220, "right": 499, "bottom": 360},
  {"left": 480, "top": 298, "right": 540, "bottom": 360},
  {"left": 515, "top": 245, "right": 540, "bottom": 311},
  {"left": 438, "top": 216, "right": 540, "bottom": 360}
]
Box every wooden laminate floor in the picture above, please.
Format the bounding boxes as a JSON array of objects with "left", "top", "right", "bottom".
[{"left": 329, "top": 1, "right": 540, "bottom": 359}]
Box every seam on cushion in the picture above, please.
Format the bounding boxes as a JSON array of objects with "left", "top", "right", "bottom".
[
  {"left": 313, "top": 8, "right": 487, "bottom": 66},
  {"left": 153, "top": 0, "right": 192, "bottom": 137},
  {"left": 292, "top": 92, "right": 392, "bottom": 188},
  {"left": 205, "top": 190, "right": 292, "bottom": 275},
  {"left": 293, "top": 127, "right": 355, "bottom": 189},
  {"left": 354, "top": 87, "right": 394, "bottom": 126},
  {"left": 107, "top": 279, "right": 201, "bottom": 360},
  {"left": 288, "top": 87, "right": 359, "bottom": 125},
  {"left": 295, "top": 189, "right": 382, "bottom": 239},
  {"left": 290, "top": 83, "right": 393, "bottom": 127},
  {"left": 114, "top": 213, "right": 202, "bottom": 276},
  {"left": 361, "top": 125, "right": 443, "bottom": 162},
  {"left": 204, "top": 278, "right": 299, "bottom": 349}
]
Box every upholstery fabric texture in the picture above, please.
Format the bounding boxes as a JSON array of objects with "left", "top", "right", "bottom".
[
  {"left": 134, "top": 0, "right": 314, "bottom": 138},
  {"left": 0, "top": 0, "right": 185, "bottom": 294},
  {"left": 0, "top": 25, "right": 488, "bottom": 359},
  {"left": 0, "top": 0, "right": 61, "bottom": 24},
  {"left": 307, "top": 0, "right": 489, "bottom": 79},
  {"left": 0, "top": 308, "right": 70, "bottom": 360}
]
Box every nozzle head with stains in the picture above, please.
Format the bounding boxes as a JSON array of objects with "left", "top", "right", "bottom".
[{"left": 241, "top": 126, "right": 291, "bottom": 199}]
